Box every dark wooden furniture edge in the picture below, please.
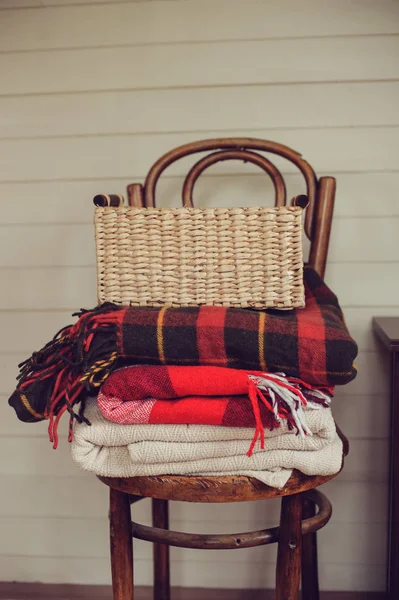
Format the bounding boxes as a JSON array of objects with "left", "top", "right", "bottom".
[
  {"left": 98, "top": 469, "right": 342, "bottom": 503},
  {"left": 373, "top": 315, "right": 399, "bottom": 599},
  {"left": 373, "top": 317, "right": 399, "bottom": 351},
  {"left": 0, "top": 583, "right": 386, "bottom": 600}
]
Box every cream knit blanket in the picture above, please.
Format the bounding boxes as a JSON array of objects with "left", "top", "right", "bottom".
[{"left": 71, "top": 399, "right": 343, "bottom": 489}]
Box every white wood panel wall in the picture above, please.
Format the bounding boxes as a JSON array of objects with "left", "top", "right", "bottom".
[{"left": 0, "top": 0, "right": 398, "bottom": 592}]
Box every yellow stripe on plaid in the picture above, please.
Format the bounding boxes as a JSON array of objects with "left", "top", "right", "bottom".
[
  {"left": 258, "top": 311, "right": 267, "bottom": 372},
  {"left": 157, "top": 307, "right": 167, "bottom": 364},
  {"left": 20, "top": 392, "right": 43, "bottom": 420}
]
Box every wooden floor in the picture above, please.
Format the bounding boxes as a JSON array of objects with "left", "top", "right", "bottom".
[{"left": 0, "top": 584, "right": 387, "bottom": 599}]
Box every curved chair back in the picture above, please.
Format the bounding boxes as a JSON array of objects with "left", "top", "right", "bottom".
[{"left": 126, "top": 137, "right": 336, "bottom": 278}]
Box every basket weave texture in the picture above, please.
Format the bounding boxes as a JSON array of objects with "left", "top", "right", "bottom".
[{"left": 94, "top": 206, "right": 305, "bottom": 309}]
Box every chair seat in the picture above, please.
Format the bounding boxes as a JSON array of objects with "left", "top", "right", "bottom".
[
  {"left": 99, "top": 426, "right": 348, "bottom": 503},
  {"left": 99, "top": 469, "right": 343, "bottom": 503}
]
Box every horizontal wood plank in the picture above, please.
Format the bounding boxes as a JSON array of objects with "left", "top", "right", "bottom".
[
  {"left": 0, "top": 0, "right": 163, "bottom": 5},
  {"left": 0, "top": 583, "right": 281, "bottom": 600},
  {"left": 0, "top": 262, "right": 396, "bottom": 310},
  {"left": 343, "top": 307, "right": 399, "bottom": 352},
  {"left": 1, "top": 0, "right": 181, "bottom": 4},
  {"left": 0, "top": 311, "right": 73, "bottom": 353},
  {"left": 1, "top": 36, "right": 399, "bottom": 96},
  {"left": 1, "top": 81, "right": 399, "bottom": 139},
  {"left": 0, "top": 224, "right": 96, "bottom": 268},
  {"left": 1, "top": 172, "right": 399, "bottom": 225},
  {"left": 1, "top": 127, "right": 398, "bottom": 182},
  {"left": 325, "top": 263, "right": 399, "bottom": 308},
  {"left": 0, "top": 556, "right": 140, "bottom": 587},
  {"left": 0, "top": 582, "right": 388, "bottom": 600},
  {"left": 0, "top": 0, "right": 41, "bottom": 7},
  {"left": 329, "top": 217, "right": 399, "bottom": 262},
  {"left": 334, "top": 351, "right": 389, "bottom": 397},
  {"left": 0, "top": 400, "right": 52, "bottom": 438},
  {"left": 0, "top": 436, "right": 85, "bottom": 477},
  {"left": 338, "top": 439, "right": 388, "bottom": 484},
  {"left": 0, "top": 473, "right": 388, "bottom": 526},
  {"left": 330, "top": 393, "right": 389, "bottom": 440},
  {"left": 0, "top": 555, "right": 386, "bottom": 590},
  {"left": 42, "top": 0, "right": 160, "bottom": 4},
  {"left": 0, "top": 267, "right": 98, "bottom": 310},
  {"left": 1, "top": 0, "right": 399, "bottom": 51},
  {"left": 1, "top": 216, "right": 397, "bottom": 268},
  {"left": 0, "top": 515, "right": 387, "bottom": 568}
]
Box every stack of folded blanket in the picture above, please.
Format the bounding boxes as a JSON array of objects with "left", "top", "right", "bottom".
[
  {"left": 72, "top": 399, "right": 343, "bottom": 489},
  {"left": 8, "top": 267, "right": 357, "bottom": 489}
]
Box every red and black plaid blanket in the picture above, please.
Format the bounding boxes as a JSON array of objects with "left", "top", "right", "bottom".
[
  {"left": 97, "top": 365, "right": 333, "bottom": 456},
  {"left": 8, "top": 267, "right": 357, "bottom": 447}
]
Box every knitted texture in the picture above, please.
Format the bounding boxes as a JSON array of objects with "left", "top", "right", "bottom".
[
  {"left": 9, "top": 267, "right": 357, "bottom": 447},
  {"left": 71, "top": 399, "right": 343, "bottom": 489},
  {"left": 97, "top": 365, "right": 333, "bottom": 455}
]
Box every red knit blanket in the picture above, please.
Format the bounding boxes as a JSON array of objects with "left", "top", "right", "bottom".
[
  {"left": 8, "top": 267, "right": 355, "bottom": 448},
  {"left": 97, "top": 366, "right": 333, "bottom": 456}
]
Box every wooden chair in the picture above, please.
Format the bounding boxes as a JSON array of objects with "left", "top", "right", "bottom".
[{"left": 98, "top": 138, "right": 348, "bottom": 600}]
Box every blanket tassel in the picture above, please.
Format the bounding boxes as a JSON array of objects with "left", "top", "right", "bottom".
[{"left": 245, "top": 373, "right": 331, "bottom": 457}]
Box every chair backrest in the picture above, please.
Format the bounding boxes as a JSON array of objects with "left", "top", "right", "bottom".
[{"left": 126, "top": 137, "right": 336, "bottom": 278}]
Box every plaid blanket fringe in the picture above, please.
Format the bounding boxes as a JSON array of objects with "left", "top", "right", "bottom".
[
  {"left": 98, "top": 365, "right": 333, "bottom": 456},
  {"left": 8, "top": 267, "right": 357, "bottom": 448}
]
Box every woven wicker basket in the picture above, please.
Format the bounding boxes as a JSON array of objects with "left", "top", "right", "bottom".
[{"left": 94, "top": 202, "right": 305, "bottom": 310}]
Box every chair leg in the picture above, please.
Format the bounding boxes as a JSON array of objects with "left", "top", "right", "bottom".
[
  {"left": 110, "top": 487, "right": 134, "bottom": 600},
  {"left": 152, "top": 499, "right": 171, "bottom": 600},
  {"left": 301, "top": 497, "right": 320, "bottom": 600},
  {"left": 276, "top": 493, "right": 302, "bottom": 600}
]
